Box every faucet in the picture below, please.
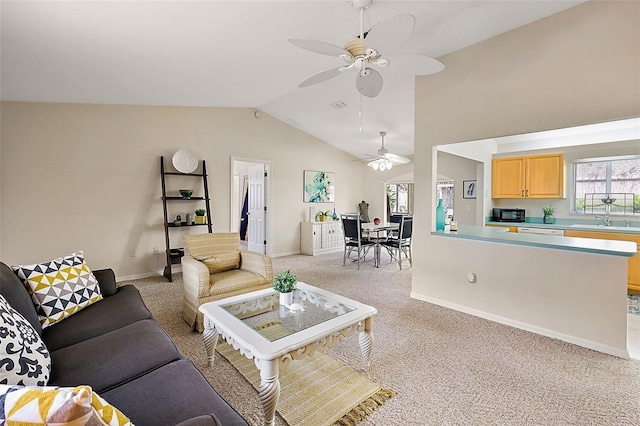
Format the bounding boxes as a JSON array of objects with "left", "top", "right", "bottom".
[{"left": 595, "top": 215, "right": 611, "bottom": 226}]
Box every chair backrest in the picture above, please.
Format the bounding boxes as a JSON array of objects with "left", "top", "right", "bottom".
[
  {"left": 341, "top": 214, "right": 361, "bottom": 240},
  {"left": 400, "top": 216, "right": 413, "bottom": 240},
  {"left": 390, "top": 214, "right": 403, "bottom": 223},
  {"left": 184, "top": 232, "right": 240, "bottom": 259}
]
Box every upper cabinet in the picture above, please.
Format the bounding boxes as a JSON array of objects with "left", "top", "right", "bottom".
[{"left": 492, "top": 153, "right": 564, "bottom": 199}]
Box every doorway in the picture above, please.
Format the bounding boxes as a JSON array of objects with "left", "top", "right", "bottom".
[{"left": 231, "top": 158, "right": 271, "bottom": 255}]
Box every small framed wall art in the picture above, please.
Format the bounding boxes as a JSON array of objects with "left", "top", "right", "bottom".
[
  {"left": 463, "top": 180, "right": 477, "bottom": 199},
  {"left": 303, "top": 170, "right": 335, "bottom": 203}
]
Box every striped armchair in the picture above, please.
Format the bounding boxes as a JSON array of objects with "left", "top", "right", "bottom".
[{"left": 181, "top": 232, "right": 273, "bottom": 332}]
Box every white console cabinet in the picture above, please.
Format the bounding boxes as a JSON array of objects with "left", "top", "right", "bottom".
[{"left": 300, "top": 221, "right": 343, "bottom": 255}]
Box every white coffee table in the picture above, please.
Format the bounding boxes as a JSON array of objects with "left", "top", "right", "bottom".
[{"left": 199, "top": 282, "right": 377, "bottom": 426}]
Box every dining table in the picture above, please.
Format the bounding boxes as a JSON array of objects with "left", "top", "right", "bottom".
[{"left": 361, "top": 222, "right": 400, "bottom": 267}]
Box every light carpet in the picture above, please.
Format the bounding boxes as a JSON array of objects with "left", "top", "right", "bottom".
[
  {"left": 126, "top": 250, "right": 640, "bottom": 426},
  {"left": 216, "top": 340, "right": 394, "bottom": 426}
]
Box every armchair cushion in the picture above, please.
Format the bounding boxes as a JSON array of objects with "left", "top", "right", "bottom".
[{"left": 201, "top": 251, "right": 240, "bottom": 274}]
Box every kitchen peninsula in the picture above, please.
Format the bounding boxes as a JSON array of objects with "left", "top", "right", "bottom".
[{"left": 419, "top": 226, "right": 636, "bottom": 358}]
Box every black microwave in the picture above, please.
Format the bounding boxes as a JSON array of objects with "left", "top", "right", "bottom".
[{"left": 492, "top": 208, "right": 525, "bottom": 222}]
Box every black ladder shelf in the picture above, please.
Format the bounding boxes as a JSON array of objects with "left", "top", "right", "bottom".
[{"left": 160, "top": 156, "right": 212, "bottom": 281}]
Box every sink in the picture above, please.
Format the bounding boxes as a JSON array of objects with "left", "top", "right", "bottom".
[{"left": 568, "top": 224, "right": 636, "bottom": 231}]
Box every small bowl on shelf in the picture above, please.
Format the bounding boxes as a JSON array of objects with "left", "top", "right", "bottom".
[{"left": 179, "top": 189, "right": 193, "bottom": 199}]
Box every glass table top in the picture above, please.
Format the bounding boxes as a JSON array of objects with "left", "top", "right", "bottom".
[{"left": 221, "top": 287, "right": 356, "bottom": 342}]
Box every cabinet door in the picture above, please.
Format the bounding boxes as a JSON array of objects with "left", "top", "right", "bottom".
[
  {"left": 312, "top": 224, "right": 322, "bottom": 249},
  {"left": 492, "top": 157, "right": 526, "bottom": 198},
  {"left": 564, "top": 230, "right": 640, "bottom": 292},
  {"left": 526, "top": 153, "right": 564, "bottom": 198}
]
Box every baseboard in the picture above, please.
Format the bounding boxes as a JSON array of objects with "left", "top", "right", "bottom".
[
  {"left": 410, "top": 291, "right": 630, "bottom": 359},
  {"left": 117, "top": 265, "right": 182, "bottom": 282},
  {"left": 271, "top": 250, "right": 302, "bottom": 258}
]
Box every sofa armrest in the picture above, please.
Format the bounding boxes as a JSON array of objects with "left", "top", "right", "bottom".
[
  {"left": 175, "top": 415, "right": 221, "bottom": 426},
  {"left": 93, "top": 268, "right": 117, "bottom": 297},
  {"left": 239, "top": 250, "right": 273, "bottom": 282}
]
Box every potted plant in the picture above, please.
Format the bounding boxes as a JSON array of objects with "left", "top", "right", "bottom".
[
  {"left": 273, "top": 268, "right": 297, "bottom": 306},
  {"left": 195, "top": 208, "right": 207, "bottom": 225},
  {"left": 542, "top": 205, "right": 554, "bottom": 224}
]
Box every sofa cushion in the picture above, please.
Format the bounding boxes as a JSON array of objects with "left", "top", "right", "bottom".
[
  {"left": 201, "top": 251, "right": 241, "bottom": 274},
  {"left": 0, "top": 262, "right": 42, "bottom": 336},
  {"left": 0, "top": 294, "right": 51, "bottom": 386},
  {"left": 102, "top": 359, "right": 248, "bottom": 426},
  {"left": 49, "top": 319, "right": 180, "bottom": 393},
  {"left": 42, "top": 285, "right": 152, "bottom": 352},
  {"left": 0, "top": 384, "right": 132, "bottom": 426},
  {"left": 11, "top": 252, "right": 103, "bottom": 328}
]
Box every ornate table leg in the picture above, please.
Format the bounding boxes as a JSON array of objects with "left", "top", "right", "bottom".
[
  {"left": 359, "top": 317, "right": 374, "bottom": 369},
  {"left": 257, "top": 359, "right": 280, "bottom": 426},
  {"left": 203, "top": 318, "right": 219, "bottom": 367}
]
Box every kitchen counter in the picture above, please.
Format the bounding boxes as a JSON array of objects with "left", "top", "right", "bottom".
[
  {"left": 433, "top": 225, "right": 636, "bottom": 257},
  {"left": 485, "top": 219, "right": 640, "bottom": 235}
]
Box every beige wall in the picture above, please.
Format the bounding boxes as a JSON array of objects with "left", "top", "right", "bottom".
[
  {"left": 0, "top": 102, "right": 366, "bottom": 278},
  {"left": 413, "top": 1, "right": 639, "bottom": 355}
]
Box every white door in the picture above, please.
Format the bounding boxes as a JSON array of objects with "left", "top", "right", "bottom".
[{"left": 247, "top": 163, "right": 266, "bottom": 254}]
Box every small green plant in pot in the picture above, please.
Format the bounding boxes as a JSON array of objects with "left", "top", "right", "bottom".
[
  {"left": 194, "top": 208, "right": 207, "bottom": 225},
  {"left": 273, "top": 268, "right": 297, "bottom": 306},
  {"left": 542, "top": 205, "right": 554, "bottom": 224}
]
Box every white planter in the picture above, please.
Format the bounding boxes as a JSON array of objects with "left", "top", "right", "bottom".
[{"left": 279, "top": 291, "right": 293, "bottom": 306}]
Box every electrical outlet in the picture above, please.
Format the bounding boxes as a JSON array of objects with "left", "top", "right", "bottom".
[
  {"left": 153, "top": 247, "right": 159, "bottom": 254},
  {"left": 467, "top": 272, "right": 477, "bottom": 283},
  {"left": 130, "top": 249, "right": 136, "bottom": 257}
]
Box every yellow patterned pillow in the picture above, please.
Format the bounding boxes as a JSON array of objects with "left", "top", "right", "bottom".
[
  {"left": 11, "top": 252, "right": 103, "bottom": 328},
  {"left": 201, "top": 251, "right": 240, "bottom": 274},
  {"left": 0, "top": 384, "right": 133, "bottom": 425}
]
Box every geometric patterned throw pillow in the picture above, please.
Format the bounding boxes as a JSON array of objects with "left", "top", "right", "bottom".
[
  {"left": 0, "top": 294, "right": 51, "bottom": 386},
  {"left": 11, "top": 251, "right": 103, "bottom": 329},
  {"left": 0, "top": 384, "right": 134, "bottom": 425}
]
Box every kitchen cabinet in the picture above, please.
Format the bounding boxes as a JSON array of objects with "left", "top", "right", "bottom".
[
  {"left": 492, "top": 153, "right": 564, "bottom": 199},
  {"left": 485, "top": 224, "right": 518, "bottom": 233},
  {"left": 564, "top": 229, "right": 640, "bottom": 292},
  {"left": 300, "top": 221, "right": 343, "bottom": 255}
]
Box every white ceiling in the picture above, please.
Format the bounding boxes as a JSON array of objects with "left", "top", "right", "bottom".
[{"left": 0, "top": 0, "right": 584, "bottom": 160}]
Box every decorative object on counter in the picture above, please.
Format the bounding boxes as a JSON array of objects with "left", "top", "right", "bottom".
[
  {"left": 450, "top": 221, "right": 458, "bottom": 231},
  {"left": 373, "top": 217, "right": 380, "bottom": 225},
  {"left": 179, "top": 189, "right": 193, "bottom": 199},
  {"left": 332, "top": 207, "right": 338, "bottom": 220},
  {"left": 315, "top": 210, "right": 332, "bottom": 222},
  {"left": 194, "top": 209, "right": 206, "bottom": 224},
  {"left": 304, "top": 170, "right": 335, "bottom": 202},
  {"left": 273, "top": 268, "right": 297, "bottom": 306},
  {"left": 542, "top": 205, "right": 554, "bottom": 224},
  {"left": 172, "top": 149, "right": 199, "bottom": 174},
  {"left": 358, "top": 200, "right": 370, "bottom": 223},
  {"left": 186, "top": 213, "right": 194, "bottom": 225},
  {"left": 173, "top": 215, "right": 182, "bottom": 226},
  {"left": 435, "top": 199, "right": 445, "bottom": 231},
  {"left": 463, "top": 180, "right": 476, "bottom": 199}
]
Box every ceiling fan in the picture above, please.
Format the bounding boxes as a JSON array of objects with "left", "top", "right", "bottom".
[
  {"left": 366, "top": 131, "right": 410, "bottom": 171},
  {"left": 288, "top": 0, "right": 445, "bottom": 98}
]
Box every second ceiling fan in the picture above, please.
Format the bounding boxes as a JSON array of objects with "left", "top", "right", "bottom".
[{"left": 288, "top": 0, "right": 445, "bottom": 98}]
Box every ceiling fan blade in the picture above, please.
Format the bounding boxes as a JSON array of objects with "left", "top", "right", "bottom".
[
  {"left": 364, "top": 14, "right": 415, "bottom": 56},
  {"left": 356, "top": 67, "right": 383, "bottom": 98},
  {"left": 385, "top": 152, "right": 411, "bottom": 164},
  {"left": 389, "top": 53, "right": 445, "bottom": 75},
  {"left": 288, "top": 38, "right": 350, "bottom": 57},
  {"left": 298, "top": 67, "right": 345, "bottom": 88}
]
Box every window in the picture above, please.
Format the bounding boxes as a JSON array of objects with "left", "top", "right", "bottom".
[
  {"left": 386, "top": 183, "right": 413, "bottom": 220},
  {"left": 574, "top": 156, "right": 640, "bottom": 215}
]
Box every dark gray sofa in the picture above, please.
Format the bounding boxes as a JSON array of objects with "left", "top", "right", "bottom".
[{"left": 0, "top": 262, "right": 248, "bottom": 426}]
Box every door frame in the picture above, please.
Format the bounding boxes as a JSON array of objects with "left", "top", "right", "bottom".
[{"left": 230, "top": 157, "right": 272, "bottom": 257}]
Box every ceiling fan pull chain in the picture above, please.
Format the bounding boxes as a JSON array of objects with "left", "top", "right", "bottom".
[{"left": 359, "top": 93, "right": 364, "bottom": 133}]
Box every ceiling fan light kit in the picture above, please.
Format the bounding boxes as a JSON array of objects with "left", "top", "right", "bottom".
[{"left": 366, "top": 131, "right": 408, "bottom": 171}]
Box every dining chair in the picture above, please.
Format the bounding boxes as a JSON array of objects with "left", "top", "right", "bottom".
[
  {"left": 341, "top": 214, "right": 375, "bottom": 270},
  {"left": 381, "top": 216, "right": 413, "bottom": 269}
]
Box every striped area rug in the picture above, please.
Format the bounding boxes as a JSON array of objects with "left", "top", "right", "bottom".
[{"left": 216, "top": 341, "right": 395, "bottom": 426}]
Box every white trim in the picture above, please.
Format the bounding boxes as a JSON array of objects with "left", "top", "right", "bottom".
[{"left": 410, "top": 291, "right": 630, "bottom": 359}]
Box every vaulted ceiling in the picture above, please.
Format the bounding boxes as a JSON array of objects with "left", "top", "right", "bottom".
[{"left": 1, "top": 1, "right": 584, "bottom": 160}]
